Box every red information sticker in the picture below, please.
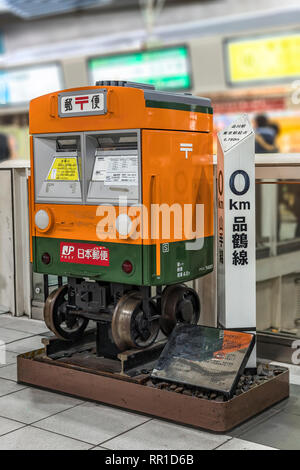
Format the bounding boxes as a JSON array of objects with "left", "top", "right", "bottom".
[{"left": 60, "top": 242, "right": 109, "bottom": 266}]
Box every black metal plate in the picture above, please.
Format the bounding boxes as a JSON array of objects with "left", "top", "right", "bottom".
[{"left": 151, "top": 324, "right": 255, "bottom": 397}]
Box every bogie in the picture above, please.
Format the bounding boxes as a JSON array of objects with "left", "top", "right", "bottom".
[{"left": 30, "top": 81, "right": 213, "bottom": 353}]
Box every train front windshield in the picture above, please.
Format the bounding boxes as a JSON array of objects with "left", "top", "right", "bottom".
[{"left": 33, "top": 131, "right": 141, "bottom": 205}]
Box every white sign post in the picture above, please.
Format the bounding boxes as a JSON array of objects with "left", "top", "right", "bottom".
[{"left": 217, "top": 114, "right": 256, "bottom": 368}]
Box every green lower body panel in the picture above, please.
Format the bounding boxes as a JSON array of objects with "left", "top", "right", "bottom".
[
  {"left": 143, "top": 236, "right": 214, "bottom": 285},
  {"left": 33, "top": 237, "right": 143, "bottom": 285},
  {"left": 33, "top": 236, "right": 213, "bottom": 286}
]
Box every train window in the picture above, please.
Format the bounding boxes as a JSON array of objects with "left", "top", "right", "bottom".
[
  {"left": 56, "top": 138, "right": 78, "bottom": 152},
  {"left": 96, "top": 134, "right": 138, "bottom": 151},
  {"left": 33, "top": 133, "right": 83, "bottom": 204},
  {"left": 85, "top": 131, "right": 141, "bottom": 205}
]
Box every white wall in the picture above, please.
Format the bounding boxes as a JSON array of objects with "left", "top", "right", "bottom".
[{"left": 0, "top": 169, "right": 14, "bottom": 313}]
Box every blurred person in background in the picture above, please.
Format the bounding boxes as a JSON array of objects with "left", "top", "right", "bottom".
[
  {"left": 0, "top": 133, "right": 17, "bottom": 162},
  {"left": 254, "top": 114, "right": 279, "bottom": 154},
  {"left": 254, "top": 115, "right": 282, "bottom": 241}
]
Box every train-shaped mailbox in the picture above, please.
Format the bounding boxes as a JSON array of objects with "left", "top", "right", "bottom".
[{"left": 29, "top": 80, "right": 213, "bottom": 357}]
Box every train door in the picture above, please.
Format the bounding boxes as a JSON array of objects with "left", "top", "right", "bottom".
[{"left": 141, "top": 129, "right": 213, "bottom": 286}]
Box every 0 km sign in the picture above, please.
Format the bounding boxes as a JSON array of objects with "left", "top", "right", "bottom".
[
  {"left": 230, "top": 170, "right": 250, "bottom": 196},
  {"left": 217, "top": 114, "right": 256, "bottom": 367}
]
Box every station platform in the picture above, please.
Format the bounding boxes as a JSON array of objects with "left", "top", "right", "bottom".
[{"left": 0, "top": 313, "right": 299, "bottom": 450}]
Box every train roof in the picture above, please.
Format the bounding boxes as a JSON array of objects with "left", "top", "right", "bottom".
[
  {"left": 29, "top": 81, "right": 213, "bottom": 134},
  {"left": 95, "top": 80, "right": 211, "bottom": 108}
]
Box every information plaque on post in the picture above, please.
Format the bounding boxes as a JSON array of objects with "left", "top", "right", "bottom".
[{"left": 217, "top": 114, "right": 256, "bottom": 368}]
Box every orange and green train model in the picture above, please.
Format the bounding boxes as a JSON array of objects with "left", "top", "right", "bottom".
[{"left": 29, "top": 80, "right": 214, "bottom": 355}]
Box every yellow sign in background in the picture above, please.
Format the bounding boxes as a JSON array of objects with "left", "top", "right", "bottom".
[
  {"left": 227, "top": 33, "right": 300, "bottom": 83},
  {"left": 47, "top": 157, "right": 79, "bottom": 181}
]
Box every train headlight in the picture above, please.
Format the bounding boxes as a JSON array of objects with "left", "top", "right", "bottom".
[
  {"left": 35, "top": 209, "right": 51, "bottom": 231},
  {"left": 116, "top": 214, "right": 132, "bottom": 237}
]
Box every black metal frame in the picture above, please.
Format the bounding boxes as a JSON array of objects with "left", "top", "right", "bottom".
[{"left": 43, "top": 274, "right": 163, "bottom": 359}]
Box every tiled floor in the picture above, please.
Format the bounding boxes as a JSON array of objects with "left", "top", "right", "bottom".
[{"left": 0, "top": 313, "right": 299, "bottom": 450}]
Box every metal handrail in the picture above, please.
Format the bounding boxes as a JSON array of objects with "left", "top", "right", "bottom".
[
  {"left": 255, "top": 154, "right": 300, "bottom": 166},
  {"left": 0, "top": 160, "right": 30, "bottom": 169},
  {"left": 214, "top": 153, "right": 300, "bottom": 165},
  {"left": 9, "top": 154, "right": 300, "bottom": 179},
  {"left": 214, "top": 153, "right": 300, "bottom": 179}
]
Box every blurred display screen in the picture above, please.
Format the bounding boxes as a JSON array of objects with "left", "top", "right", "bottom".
[
  {"left": 88, "top": 45, "right": 191, "bottom": 90},
  {"left": 226, "top": 32, "right": 300, "bottom": 85},
  {"left": 0, "top": 63, "right": 62, "bottom": 106}
]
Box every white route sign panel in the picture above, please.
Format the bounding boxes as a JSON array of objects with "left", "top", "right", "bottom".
[
  {"left": 218, "top": 114, "right": 253, "bottom": 153},
  {"left": 59, "top": 90, "right": 107, "bottom": 117}
]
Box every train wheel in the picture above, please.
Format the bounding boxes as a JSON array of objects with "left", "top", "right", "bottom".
[
  {"left": 160, "top": 284, "right": 200, "bottom": 336},
  {"left": 111, "top": 291, "right": 159, "bottom": 351},
  {"left": 44, "top": 285, "right": 89, "bottom": 341}
]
